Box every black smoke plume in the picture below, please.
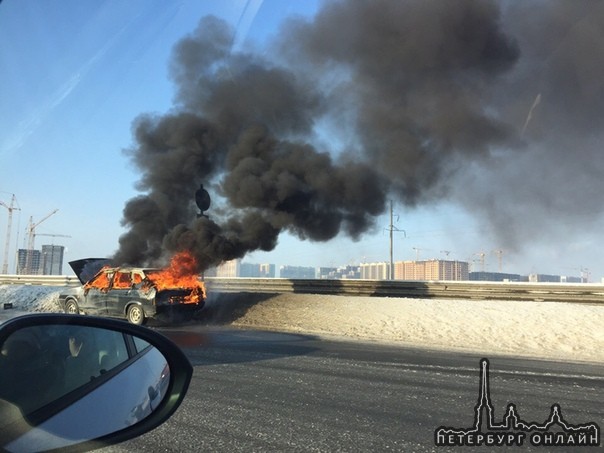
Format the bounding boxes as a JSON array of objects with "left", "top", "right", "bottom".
[{"left": 113, "top": 0, "right": 604, "bottom": 271}]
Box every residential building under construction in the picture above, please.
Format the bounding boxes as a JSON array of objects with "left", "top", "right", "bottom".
[
  {"left": 16, "top": 245, "right": 65, "bottom": 275},
  {"left": 361, "top": 260, "right": 469, "bottom": 281}
]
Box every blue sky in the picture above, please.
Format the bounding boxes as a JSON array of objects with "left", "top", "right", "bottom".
[{"left": 0, "top": 1, "right": 601, "bottom": 280}]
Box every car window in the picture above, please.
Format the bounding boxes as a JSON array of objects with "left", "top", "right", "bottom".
[
  {"left": 132, "top": 336, "right": 151, "bottom": 353},
  {"left": 113, "top": 271, "right": 132, "bottom": 289},
  {"left": 85, "top": 270, "right": 113, "bottom": 291}
]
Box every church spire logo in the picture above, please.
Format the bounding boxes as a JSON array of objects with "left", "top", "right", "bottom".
[{"left": 434, "top": 359, "right": 600, "bottom": 447}]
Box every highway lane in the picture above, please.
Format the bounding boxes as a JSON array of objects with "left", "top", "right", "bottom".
[{"left": 100, "top": 325, "right": 603, "bottom": 452}]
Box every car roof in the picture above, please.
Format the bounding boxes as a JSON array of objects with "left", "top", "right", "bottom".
[
  {"left": 99, "top": 267, "right": 154, "bottom": 273},
  {"left": 70, "top": 258, "right": 162, "bottom": 284}
]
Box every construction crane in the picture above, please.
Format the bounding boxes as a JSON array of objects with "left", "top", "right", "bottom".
[
  {"left": 474, "top": 251, "right": 486, "bottom": 272},
  {"left": 492, "top": 249, "right": 505, "bottom": 272},
  {"left": 26, "top": 210, "right": 59, "bottom": 251},
  {"left": 581, "top": 267, "right": 590, "bottom": 283},
  {"left": 34, "top": 233, "right": 71, "bottom": 243},
  {"left": 23, "top": 209, "right": 58, "bottom": 274},
  {"left": 0, "top": 194, "right": 20, "bottom": 274},
  {"left": 412, "top": 247, "right": 433, "bottom": 261}
]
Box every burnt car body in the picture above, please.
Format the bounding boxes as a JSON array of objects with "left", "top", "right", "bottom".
[{"left": 58, "top": 259, "right": 206, "bottom": 325}]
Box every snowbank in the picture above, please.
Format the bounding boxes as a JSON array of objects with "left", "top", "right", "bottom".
[
  {"left": 1, "top": 285, "right": 603, "bottom": 363},
  {"left": 0, "top": 285, "right": 64, "bottom": 313},
  {"left": 202, "top": 291, "right": 604, "bottom": 363}
]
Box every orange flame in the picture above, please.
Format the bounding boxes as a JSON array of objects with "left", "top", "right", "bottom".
[
  {"left": 84, "top": 268, "right": 112, "bottom": 291},
  {"left": 146, "top": 251, "right": 206, "bottom": 303}
]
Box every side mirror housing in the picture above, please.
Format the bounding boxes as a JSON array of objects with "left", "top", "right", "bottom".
[{"left": 0, "top": 314, "right": 192, "bottom": 452}]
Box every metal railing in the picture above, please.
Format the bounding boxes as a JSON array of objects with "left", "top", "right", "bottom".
[
  {"left": 1, "top": 275, "right": 603, "bottom": 303},
  {"left": 0, "top": 275, "right": 80, "bottom": 286},
  {"left": 205, "top": 278, "right": 604, "bottom": 304}
]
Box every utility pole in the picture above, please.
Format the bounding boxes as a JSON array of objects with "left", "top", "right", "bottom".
[
  {"left": 386, "top": 200, "right": 406, "bottom": 280},
  {"left": 389, "top": 201, "right": 393, "bottom": 279},
  {"left": 0, "top": 194, "right": 20, "bottom": 274}
]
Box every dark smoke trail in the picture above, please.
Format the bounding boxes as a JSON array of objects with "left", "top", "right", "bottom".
[
  {"left": 113, "top": 0, "right": 604, "bottom": 271},
  {"left": 452, "top": 0, "right": 604, "bottom": 253}
]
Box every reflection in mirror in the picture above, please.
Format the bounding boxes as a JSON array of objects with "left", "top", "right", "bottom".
[
  {"left": 132, "top": 335, "right": 151, "bottom": 354},
  {"left": 0, "top": 326, "right": 130, "bottom": 415},
  {"left": 0, "top": 324, "right": 171, "bottom": 451}
]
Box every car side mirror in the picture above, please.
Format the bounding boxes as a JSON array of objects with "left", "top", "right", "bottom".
[{"left": 0, "top": 314, "right": 192, "bottom": 452}]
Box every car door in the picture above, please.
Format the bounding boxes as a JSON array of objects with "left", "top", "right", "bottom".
[
  {"left": 106, "top": 271, "right": 133, "bottom": 318},
  {"left": 81, "top": 287, "right": 107, "bottom": 316},
  {"left": 81, "top": 270, "right": 114, "bottom": 316}
]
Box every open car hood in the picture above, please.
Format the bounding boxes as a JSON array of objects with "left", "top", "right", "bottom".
[{"left": 69, "top": 258, "right": 112, "bottom": 284}]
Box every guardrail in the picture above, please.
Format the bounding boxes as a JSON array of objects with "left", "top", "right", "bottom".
[
  {"left": 0, "top": 275, "right": 81, "bottom": 286},
  {"left": 1, "top": 275, "right": 603, "bottom": 303},
  {"left": 204, "top": 278, "right": 604, "bottom": 304}
]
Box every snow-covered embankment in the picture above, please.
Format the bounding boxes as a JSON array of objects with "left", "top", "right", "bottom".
[{"left": 1, "top": 285, "right": 603, "bottom": 363}]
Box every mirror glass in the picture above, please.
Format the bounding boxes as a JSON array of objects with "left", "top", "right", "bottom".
[{"left": 0, "top": 324, "right": 171, "bottom": 451}]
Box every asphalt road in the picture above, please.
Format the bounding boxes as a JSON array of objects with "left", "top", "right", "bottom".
[{"left": 99, "top": 325, "right": 604, "bottom": 452}]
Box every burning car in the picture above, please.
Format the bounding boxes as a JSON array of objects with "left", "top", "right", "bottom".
[{"left": 58, "top": 252, "right": 206, "bottom": 325}]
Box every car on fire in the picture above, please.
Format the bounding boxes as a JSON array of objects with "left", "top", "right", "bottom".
[{"left": 58, "top": 258, "right": 206, "bottom": 325}]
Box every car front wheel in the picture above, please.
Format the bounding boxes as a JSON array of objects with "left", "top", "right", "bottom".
[
  {"left": 64, "top": 299, "right": 79, "bottom": 315},
  {"left": 127, "top": 305, "right": 145, "bottom": 325}
]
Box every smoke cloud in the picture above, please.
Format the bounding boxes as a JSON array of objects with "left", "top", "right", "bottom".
[{"left": 113, "top": 0, "right": 604, "bottom": 271}]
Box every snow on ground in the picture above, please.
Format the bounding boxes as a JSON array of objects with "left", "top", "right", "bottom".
[
  {"left": 1, "top": 285, "right": 603, "bottom": 363},
  {"left": 217, "top": 293, "right": 604, "bottom": 364},
  {"left": 0, "top": 285, "right": 64, "bottom": 313}
]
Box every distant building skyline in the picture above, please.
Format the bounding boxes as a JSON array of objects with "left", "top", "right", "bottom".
[
  {"left": 280, "top": 265, "right": 315, "bottom": 279},
  {"left": 195, "top": 258, "right": 588, "bottom": 283},
  {"left": 208, "top": 259, "right": 276, "bottom": 278},
  {"left": 318, "top": 265, "right": 361, "bottom": 280}
]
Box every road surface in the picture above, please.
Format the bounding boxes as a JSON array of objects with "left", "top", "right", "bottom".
[{"left": 100, "top": 325, "right": 603, "bottom": 452}]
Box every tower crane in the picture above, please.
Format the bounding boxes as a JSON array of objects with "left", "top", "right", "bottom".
[
  {"left": 412, "top": 247, "right": 434, "bottom": 261},
  {"left": 34, "top": 233, "right": 71, "bottom": 243},
  {"left": 0, "top": 194, "right": 20, "bottom": 274},
  {"left": 492, "top": 249, "right": 504, "bottom": 272},
  {"left": 23, "top": 209, "right": 58, "bottom": 274},
  {"left": 474, "top": 251, "right": 486, "bottom": 272},
  {"left": 26, "top": 209, "right": 59, "bottom": 251}
]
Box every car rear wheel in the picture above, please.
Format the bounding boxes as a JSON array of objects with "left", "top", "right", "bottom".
[
  {"left": 64, "top": 299, "right": 79, "bottom": 315},
  {"left": 127, "top": 305, "right": 145, "bottom": 325}
]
